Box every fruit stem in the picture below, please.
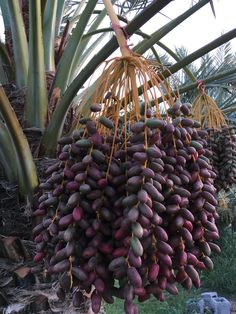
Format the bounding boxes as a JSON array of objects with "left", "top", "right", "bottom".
[{"left": 103, "top": 0, "right": 131, "bottom": 58}]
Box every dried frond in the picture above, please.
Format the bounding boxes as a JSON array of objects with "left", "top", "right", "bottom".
[
  {"left": 192, "top": 93, "right": 227, "bottom": 129},
  {"left": 90, "top": 55, "right": 178, "bottom": 124}
]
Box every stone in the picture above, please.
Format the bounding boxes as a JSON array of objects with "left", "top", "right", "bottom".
[
  {"left": 186, "top": 292, "right": 231, "bottom": 314},
  {"left": 202, "top": 293, "right": 231, "bottom": 314},
  {"left": 2, "top": 237, "right": 27, "bottom": 261},
  {"left": 13, "top": 266, "right": 35, "bottom": 288}
]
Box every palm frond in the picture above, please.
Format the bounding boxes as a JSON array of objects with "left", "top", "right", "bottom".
[
  {"left": 116, "top": 0, "right": 153, "bottom": 14},
  {"left": 155, "top": 41, "right": 236, "bottom": 114}
]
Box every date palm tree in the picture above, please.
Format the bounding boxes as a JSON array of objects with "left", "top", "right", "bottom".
[{"left": 0, "top": 0, "right": 236, "bottom": 312}]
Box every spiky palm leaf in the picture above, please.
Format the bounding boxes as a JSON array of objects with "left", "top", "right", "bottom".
[{"left": 157, "top": 43, "right": 236, "bottom": 118}]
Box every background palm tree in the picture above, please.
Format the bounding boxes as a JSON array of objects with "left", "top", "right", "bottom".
[
  {"left": 173, "top": 43, "right": 236, "bottom": 108},
  {"left": 156, "top": 43, "right": 236, "bottom": 118},
  {"left": 145, "top": 41, "right": 236, "bottom": 120}
]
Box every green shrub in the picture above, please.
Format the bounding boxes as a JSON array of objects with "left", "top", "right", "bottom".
[
  {"left": 202, "top": 227, "right": 236, "bottom": 296},
  {"left": 105, "top": 288, "right": 200, "bottom": 314}
]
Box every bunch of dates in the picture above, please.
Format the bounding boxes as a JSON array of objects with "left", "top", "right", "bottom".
[
  {"left": 207, "top": 124, "right": 236, "bottom": 191},
  {"left": 33, "top": 101, "right": 220, "bottom": 314}
]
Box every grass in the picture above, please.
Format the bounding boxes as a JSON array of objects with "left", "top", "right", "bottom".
[
  {"left": 105, "top": 287, "right": 201, "bottom": 314},
  {"left": 202, "top": 226, "right": 236, "bottom": 296},
  {"left": 105, "top": 227, "right": 236, "bottom": 313}
]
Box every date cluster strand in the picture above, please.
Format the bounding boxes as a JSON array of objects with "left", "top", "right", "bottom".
[
  {"left": 33, "top": 99, "right": 220, "bottom": 314},
  {"left": 192, "top": 92, "right": 236, "bottom": 192},
  {"left": 207, "top": 125, "right": 236, "bottom": 191}
]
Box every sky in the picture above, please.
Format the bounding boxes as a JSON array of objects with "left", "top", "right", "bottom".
[
  {"left": 1, "top": 0, "right": 235, "bottom": 51},
  {"left": 0, "top": 0, "right": 235, "bottom": 59},
  {"left": 140, "top": 0, "right": 236, "bottom": 54}
]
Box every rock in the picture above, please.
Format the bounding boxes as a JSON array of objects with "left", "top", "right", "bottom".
[
  {"left": 1, "top": 237, "right": 28, "bottom": 261},
  {"left": 13, "top": 266, "right": 35, "bottom": 288},
  {"left": 186, "top": 292, "right": 231, "bottom": 314}
]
